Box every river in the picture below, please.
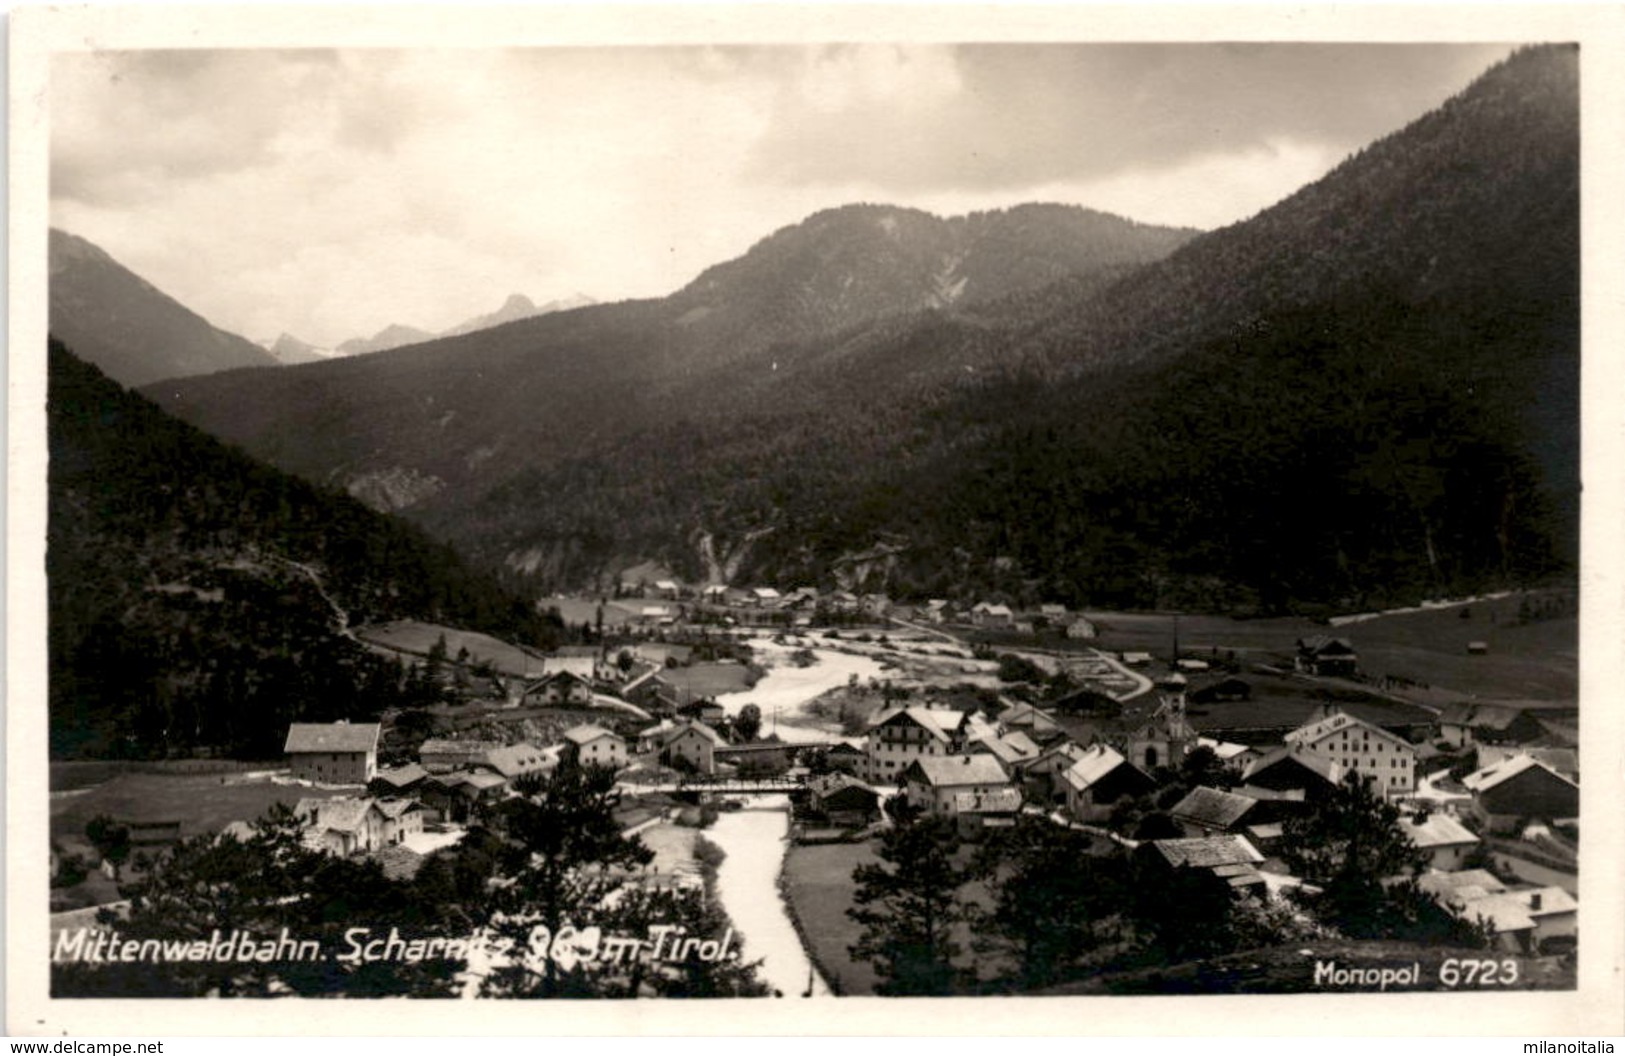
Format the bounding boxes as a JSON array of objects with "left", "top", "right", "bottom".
[
  {"left": 714, "top": 637, "right": 887, "bottom": 743},
  {"left": 706, "top": 796, "right": 832, "bottom": 997}
]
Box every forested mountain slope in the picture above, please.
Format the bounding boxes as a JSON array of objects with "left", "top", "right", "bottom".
[
  {"left": 48, "top": 341, "right": 557, "bottom": 759},
  {"left": 147, "top": 46, "right": 1577, "bottom": 611}
]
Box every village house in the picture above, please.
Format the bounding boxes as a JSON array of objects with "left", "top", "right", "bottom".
[
  {"left": 903, "top": 754, "right": 1016, "bottom": 817},
  {"left": 1194, "top": 735, "right": 1255, "bottom": 768},
  {"left": 1295, "top": 635, "right": 1359, "bottom": 678},
  {"left": 1283, "top": 707, "right": 1416, "bottom": 797},
  {"left": 419, "top": 770, "right": 507, "bottom": 823},
  {"left": 805, "top": 773, "right": 883, "bottom": 828},
  {"left": 524, "top": 669, "right": 596, "bottom": 707},
  {"left": 561, "top": 724, "right": 627, "bottom": 771},
  {"left": 748, "top": 587, "right": 783, "bottom": 608},
  {"left": 1190, "top": 676, "right": 1253, "bottom": 705},
  {"left": 295, "top": 796, "right": 389, "bottom": 856},
  {"left": 1399, "top": 809, "right": 1481, "bottom": 871},
  {"left": 676, "top": 697, "right": 727, "bottom": 726},
  {"left": 862, "top": 706, "right": 970, "bottom": 784},
  {"left": 641, "top": 718, "right": 724, "bottom": 775},
  {"left": 823, "top": 740, "right": 867, "bottom": 775},
  {"left": 1136, "top": 834, "right": 1269, "bottom": 895},
  {"left": 953, "top": 787, "right": 1024, "bottom": 840},
  {"left": 477, "top": 742, "right": 557, "bottom": 783},
  {"left": 968, "top": 726, "right": 1043, "bottom": 774},
  {"left": 1238, "top": 744, "right": 1344, "bottom": 805},
  {"left": 1059, "top": 744, "right": 1156, "bottom": 823},
  {"left": 418, "top": 738, "right": 500, "bottom": 774},
  {"left": 1474, "top": 745, "right": 1578, "bottom": 783},
  {"left": 1023, "top": 740, "right": 1088, "bottom": 800},
  {"left": 1414, "top": 870, "right": 1575, "bottom": 952},
  {"left": 996, "top": 702, "right": 1066, "bottom": 745},
  {"left": 922, "top": 599, "right": 951, "bottom": 623},
  {"left": 970, "top": 602, "right": 1014, "bottom": 628},
  {"left": 375, "top": 798, "right": 427, "bottom": 846},
  {"left": 1168, "top": 786, "right": 1262, "bottom": 838},
  {"left": 1435, "top": 702, "right": 1576, "bottom": 749},
  {"left": 284, "top": 722, "right": 381, "bottom": 785},
  {"left": 1064, "top": 616, "right": 1099, "bottom": 640},
  {"left": 1461, "top": 755, "right": 1579, "bottom": 834}
]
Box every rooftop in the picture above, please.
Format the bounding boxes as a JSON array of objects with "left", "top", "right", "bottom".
[
  {"left": 1148, "top": 834, "right": 1266, "bottom": 869},
  {"left": 284, "top": 722, "right": 381, "bottom": 755},
  {"left": 909, "top": 754, "right": 1011, "bottom": 788},
  {"left": 1170, "top": 786, "right": 1259, "bottom": 830}
]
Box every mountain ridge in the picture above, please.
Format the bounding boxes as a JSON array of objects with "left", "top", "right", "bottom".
[
  {"left": 48, "top": 228, "right": 280, "bottom": 387},
  {"left": 141, "top": 46, "right": 1577, "bottom": 610}
]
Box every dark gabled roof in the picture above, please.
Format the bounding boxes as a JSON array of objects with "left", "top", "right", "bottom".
[
  {"left": 371, "top": 763, "right": 428, "bottom": 788},
  {"left": 1242, "top": 744, "right": 1342, "bottom": 786},
  {"left": 1147, "top": 834, "right": 1265, "bottom": 870},
  {"left": 1169, "top": 786, "right": 1259, "bottom": 830},
  {"left": 1298, "top": 636, "right": 1356, "bottom": 656},
  {"left": 419, "top": 738, "right": 499, "bottom": 756},
  {"left": 284, "top": 722, "right": 380, "bottom": 754}
]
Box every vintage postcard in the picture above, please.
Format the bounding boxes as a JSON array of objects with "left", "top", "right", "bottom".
[{"left": 8, "top": 2, "right": 1624, "bottom": 1038}]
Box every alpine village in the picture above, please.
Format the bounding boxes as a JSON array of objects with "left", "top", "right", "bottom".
[{"left": 47, "top": 46, "right": 1580, "bottom": 998}]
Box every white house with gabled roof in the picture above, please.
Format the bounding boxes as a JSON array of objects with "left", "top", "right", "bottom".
[
  {"left": 1284, "top": 707, "right": 1415, "bottom": 796},
  {"left": 862, "top": 706, "right": 968, "bottom": 784}
]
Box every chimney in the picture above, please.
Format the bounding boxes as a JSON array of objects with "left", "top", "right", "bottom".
[
  {"left": 1530, "top": 892, "right": 1542, "bottom": 911},
  {"left": 1415, "top": 809, "right": 1431, "bottom": 826}
]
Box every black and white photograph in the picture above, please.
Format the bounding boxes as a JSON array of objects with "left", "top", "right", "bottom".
[{"left": 8, "top": 2, "right": 1624, "bottom": 1038}]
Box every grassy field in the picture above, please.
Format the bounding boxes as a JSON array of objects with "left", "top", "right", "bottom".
[
  {"left": 781, "top": 841, "right": 881, "bottom": 995},
  {"left": 356, "top": 619, "right": 543, "bottom": 677},
  {"left": 1335, "top": 598, "right": 1575, "bottom": 701},
  {"left": 659, "top": 662, "right": 755, "bottom": 698},
  {"left": 50, "top": 773, "right": 355, "bottom": 845},
  {"left": 1185, "top": 671, "right": 1438, "bottom": 739},
  {"left": 1077, "top": 592, "right": 1575, "bottom": 703}
]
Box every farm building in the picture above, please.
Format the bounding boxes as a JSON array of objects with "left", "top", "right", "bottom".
[
  {"left": 1168, "top": 786, "right": 1262, "bottom": 838},
  {"left": 1295, "top": 636, "right": 1358, "bottom": 678},
  {"left": 1461, "top": 755, "right": 1579, "bottom": 834},
  {"left": 806, "top": 774, "right": 882, "bottom": 827},
  {"left": 524, "top": 669, "right": 595, "bottom": 707},
  {"left": 369, "top": 763, "right": 429, "bottom": 798},
  {"left": 1059, "top": 744, "right": 1155, "bottom": 823},
  {"left": 478, "top": 742, "right": 557, "bottom": 783},
  {"left": 1136, "top": 835, "right": 1268, "bottom": 895},
  {"left": 1239, "top": 744, "right": 1344, "bottom": 804},
  {"left": 419, "top": 738, "right": 499, "bottom": 774},
  {"left": 284, "top": 722, "right": 380, "bottom": 785}
]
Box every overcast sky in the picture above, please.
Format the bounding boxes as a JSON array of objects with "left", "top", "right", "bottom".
[{"left": 51, "top": 43, "right": 1514, "bottom": 348}]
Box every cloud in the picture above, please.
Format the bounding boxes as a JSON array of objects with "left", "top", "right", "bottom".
[
  {"left": 744, "top": 43, "right": 1513, "bottom": 194},
  {"left": 49, "top": 43, "right": 1517, "bottom": 348}
]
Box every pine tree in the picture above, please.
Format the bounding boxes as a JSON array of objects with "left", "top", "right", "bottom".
[{"left": 847, "top": 815, "right": 968, "bottom": 995}]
